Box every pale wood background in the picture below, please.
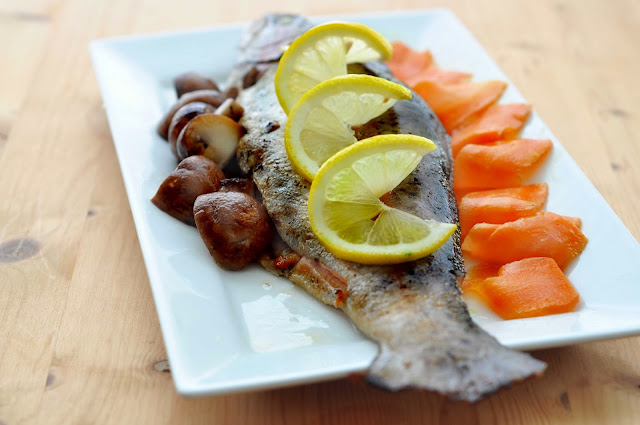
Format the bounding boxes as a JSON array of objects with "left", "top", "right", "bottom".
[{"left": 1, "top": 0, "right": 639, "bottom": 423}]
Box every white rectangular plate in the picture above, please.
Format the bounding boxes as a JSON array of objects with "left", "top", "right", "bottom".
[{"left": 90, "top": 9, "right": 640, "bottom": 397}]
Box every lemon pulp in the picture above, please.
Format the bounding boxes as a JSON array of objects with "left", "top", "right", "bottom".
[
  {"left": 308, "top": 135, "right": 457, "bottom": 264},
  {"left": 275, "top": 22, "right": 393, "bottom": 114},
  {"left": 285, "top": 74, "right": 411, "bottom": 181}
]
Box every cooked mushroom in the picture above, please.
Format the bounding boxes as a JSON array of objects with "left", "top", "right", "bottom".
[
  {"left": 174, "top": 72, "right": 219, "bottom": 98},
  {"left": 151, "top": 155, "right": 225, "bottom": 226},
  {"left": 176, "top": 114, "right": 243, "bottom": 167},
  {"left": 224, "top": 86, "right": 239, "bottom": 99},
  {"left": 194, "top": 192, "right": 272, "bottom": 270},
  {"left": 219, "top": 178, "right": 257, "bottom": 198},
  {"left": 168, "top": 102, "right": 216, "bottom": 157},
  {"left": 157, "top": 89, "right": 227, "bottom": 140},
  {"left": 242, "top": 66, "right": 264, "bottom": 88},
  {"left": 214, "top": 98, "right": 244, "bottom": 122}
]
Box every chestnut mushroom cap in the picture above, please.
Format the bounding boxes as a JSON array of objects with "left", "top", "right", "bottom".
[
  {"left": 194, "top": 192, "right": 272, "bottom": 271},
  {"left": 176, "top": 113, "right": 243, "bottom": 168},
  {"left": 151, "top": 155, "right": 225, "bottom": 226},
  {"left": 224, "top": 86, "right": 239, "bottom": 99},
  {"left": 219, "top": 178, "right": 258, "bottom": 199},
  {"left": 214, "top": 98, "right": 244, "bottom": 122},
  {"left": 242, "top": 66, "right": 264, "bottom": 89},
  {"left": 168, "top": 102, "right": 216, "bottom": 157},
  {"left": 174, "top": 72, "right": 219, "bottom": 98},
  {"left": 157, "top": 89, "right": 228, "bottom": 140}
]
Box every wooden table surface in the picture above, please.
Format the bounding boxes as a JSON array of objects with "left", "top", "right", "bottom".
[{"left": 1, "top": 0, "right": 639, "bottom": 423}]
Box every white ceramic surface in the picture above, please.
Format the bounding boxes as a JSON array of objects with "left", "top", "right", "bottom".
[{"left": 90, "top": 9, "right": 640, "bottom": 397}]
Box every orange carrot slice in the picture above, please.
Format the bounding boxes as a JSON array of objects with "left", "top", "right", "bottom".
[
  {"left": 461, "top": 212, "right": 588, "bottom": 268},
  {"left": 413, "top": 80, "right": 507, "bottom": 133},
  {"left": 463, "top": 257, "right": 580, "bottom": 320},
  {"left": 460, "top": 263, "right": 501, "bottom": 291},
  {"left": 561, "top": 215, "right": 582, "bottom": 229},
  {"left": 458, "top": 184, "right": 548, "bottom": 239},
  {"left": 388, "top": 41, "right": 413, "bottom": 62},
  {"left": 453, "top": 139, "right": 553, "bottom": 193},
  {"left": 451, "top": 103, "right": 531, "bottom": 156},
  {"left": 386, "top": 41, "right": 433, "bottom": 83},
  {"left": 405, "top": 66, "right": 471, "bottom": 87},
  {"left": 385, "top": 42, "right": 470, "bottom": 86}
]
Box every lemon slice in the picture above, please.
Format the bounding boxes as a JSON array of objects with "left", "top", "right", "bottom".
[
  {"left": 308, "top": 134, "right": 457, "bottom": 264},
  {"left": 285, "top": 74, "right": 411, "bottom": 181},
  {"left": 275, "top": 22, "right": 393, "bottom": 114}
]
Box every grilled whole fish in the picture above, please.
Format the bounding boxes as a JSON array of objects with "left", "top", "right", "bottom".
[{"left": 230, "top": 13, "right": 546, "bottom": 401}]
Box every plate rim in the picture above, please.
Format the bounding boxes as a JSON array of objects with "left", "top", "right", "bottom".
[{"left": 89, "top": 7, "right": 640, "bottom": 397}]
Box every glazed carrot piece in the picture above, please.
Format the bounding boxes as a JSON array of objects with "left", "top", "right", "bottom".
[
  {"left": 458, "top": 184, "right": 548, "bottom": 239},
  {"left": 386, "top": 42, "right": 470, "bottom": 86},
  {"left": 451, "top": 103, "right": 531, "bottom": 156},
  {"left": 405, "top": 66, "right": 471, "bottom": 87},
  {"left": 460, "top": 263, "right": 501, "bottom": 291},
  {"left": 461, "top": 223, "right": 496, "bottom": 257},
  {"left": 561, "top": 216, "right": 582, "bottom": 229},
  {"left": 463, "top": 257, "right": 580, "bottom": 320},
  {"left": 461, "top": 212, "right": 588, "bottom": 268},
  {"left": 388, "top": 41, "right": 414, "bottom": 62},
  {"left": 413, "top": 80, "right": 507, "bottom": 133},
  {"left": 453, "top": 139, "right": 553, "bottom": 194},
  {"left": 386, "top": 41, "right": 433, "bottom": 83}
]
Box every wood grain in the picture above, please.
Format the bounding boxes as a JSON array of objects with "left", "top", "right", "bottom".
[{"left": 0, "top": 0, "right": 639, "bottom": 424}]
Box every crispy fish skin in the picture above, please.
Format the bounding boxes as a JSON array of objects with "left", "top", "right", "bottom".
[{"left": 233, "top": 14, "right": 546, "bottom": 401}]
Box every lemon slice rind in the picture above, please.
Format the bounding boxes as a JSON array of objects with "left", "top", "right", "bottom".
[
  {"left": 285, "top": 74, "right": 411, "bottom": 181},
  {"left": 275, "top": 21, "right": 393, "bottom": 114},
  {"left": 308, "top": 134, "right": 457, "bottom": 265}
]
